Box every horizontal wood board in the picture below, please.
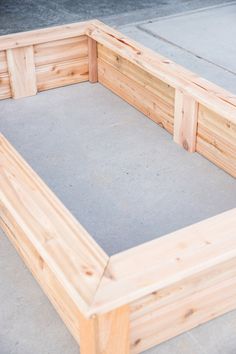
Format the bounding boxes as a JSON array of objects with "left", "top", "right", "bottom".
[
  {"left": 129, "top": 255, "right": 236, "bottom": 352},
  {"left": 87, "top": 21, "right": 236, "bottom": 124},
  {"left": 196, "top": 104, "right": 236, "bottom": 177},
  {"left": 97, "top": 43, "right": 175, "bottom": 133},
  {"left": 0, "top": 21, "right": 90, "bottom": 50},
  {"left": 0, "top": 50, "right": 11, "bottom": 99},
  {"left": 35, "top": 36, "right": 89, "bottom": 91},
  {"left": 90, "top": 209, "right": 236, "bottom": 314},
  {"left": 0, "top": 134, "right": 108, "bottom": 314},
  {"left": 90, "top": 209, "right": 236, "bottom": 352},
  {"left": 0, "top": 218, "right": 82, "bottom": 345},
  {"left": 0, "top": 20, "right": 236, "bottom": 354}
]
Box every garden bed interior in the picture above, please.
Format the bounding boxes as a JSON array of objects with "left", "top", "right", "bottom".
[
  {"left": 1, "top": 82, "right": 235, "bottom": 256},
  {"left": 0, "top": 20, "right": 236, "bottom": 354}
]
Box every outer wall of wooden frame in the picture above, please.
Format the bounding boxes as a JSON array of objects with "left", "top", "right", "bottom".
[{"left": 0, "top": 20, "right": 236, "bottom": 354}]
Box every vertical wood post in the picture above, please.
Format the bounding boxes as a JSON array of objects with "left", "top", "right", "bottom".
[
  {"left": 79, "top": 305, "right": 130, "bottom": 354},
  {"left": 174, "top": 89, "right": 199, "bottom": 152},
  {"left": 88, "top": 37, "right": 98, "bottom": 83},
  {"left": 6, "top": 45, "right": 37, "bottom": 99}
]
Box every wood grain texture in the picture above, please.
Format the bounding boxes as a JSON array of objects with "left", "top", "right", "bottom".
[
  {"left": 0, "top": 50, "right": 11, "bottom": 99},
  {"left": 0, "top": 134, "right": 108, "bottom": 315},
  {"left": 0, "top": 21, "right": 90, "bottom": 51},
  {"left": 0, "top": 50, "right": 8, "bottom": 73},
  {"left": 34, "top": 36, "right": 88, "bottom": 66},
  {"left": 0, "top": 72, "right": 11, "bottom": 99},
  {"left": 130, "top": 268, "right": 236, "bottom": 353},
  {"left": 87, "top": 20, "right": 236, "bottom": 125},
  {"left": 98, "top": 44, "right": 174, "bottom": 106},
  {"left": 79, "top": 305, "right": 130, "bottom": 354},
  {"left": 98, "top": 44, "right": 174, "bottom": 132},
  {"left": 34, "top": 35, "right": 89, "bottom": 91},
  {"left": 196, "top": 104, "right": 236, "bottom": 177},
  {"left": 7, "top": 46, "right": 37, "bottom": 98},
  {"left": 90, "top": 209, "right": 236, "bottom": 315},
  {"left": 88, "top": 37, "right": 98, "bottom": 83},
  {"left": 98, "top": 58, "right": 174, "bottom": 133},
  {"left": 174, "top": 90, "right": 198, "bottom": 152},
  {"left": 0, "top": 33, "right": 90, "bottom": 98},
  {"left": 0, "top": 218, "right": 82, "bottom": 345},
  {"left": 1, "top": 21, "right": 236, "bottom": 354},
  {"left": 34, "top": 35, "right": 89, "bottom": 92},
  {"left": 36, "top": 57, "right": 88, "bottom": 91},
  {"left": 93, "top": 21, "right": 236, "bottom": 176}
]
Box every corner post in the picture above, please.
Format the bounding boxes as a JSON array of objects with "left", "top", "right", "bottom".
[
  {"left": 79, "top": 305, "right": 130, "bottom": 354},
  {"left": 88, "top": 37, "right": 98, "bottom": 83},
  {"left": 6, "top": 45, "right": 37, "bottom": 99},
  {"left": 174, "top": 89, "right": 199, "bottom": 152}
]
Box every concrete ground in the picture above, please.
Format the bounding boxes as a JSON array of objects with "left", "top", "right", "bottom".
[
  {"left": 1, "top": 2, "right": 236, "bottom": 354},
  {"left": 0, "top": 0, "right": 233, "bottom": 34}
]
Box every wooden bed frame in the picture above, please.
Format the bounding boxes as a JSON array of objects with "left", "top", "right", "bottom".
[{"left": 0, "top": 20, "right": 236, "bottom": 354}]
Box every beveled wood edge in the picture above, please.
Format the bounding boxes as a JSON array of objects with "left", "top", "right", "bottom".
[{"left": 88, "top": 208, "right": 236, "bottom": 316}]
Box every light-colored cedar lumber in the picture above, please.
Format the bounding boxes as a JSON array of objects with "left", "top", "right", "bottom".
[
  {"left": 87, "top": 20, "right": 236, "bottom": 125},
  {"left": 0, "top": 50, "right": 11, "bottom": 99},
  {"left": 98, "top": 57, "right": 174, "bottom": 133},
  {"left": 36, "top": 57, "right": 88, "bottom": 91},
  {"left": 1, "top": 20, "right": 236, "bottom": 354},
  {"left": 0, "top": 218, "right": 82, "bottom": 345},
  {"left": 34, "top": 36, "right": 88, "bottom": 67},
  {"left": 0, "top": 72, "right": 11, "bottom": 99},
  {"left": 130, "top": 266, "right": 236, "bottom": 353},
  {"left": 97, "top": 43, "right": 174, "bottom": 132},
  {"left": 0, "top": 50, "right": 8, "bottom": 73},
  {"left": 89, "top": 208, "right": 236, "bottom": 315},
  {"left": 1, "top": 19, "right": 236, "bottom": 122},
  {"left": 197, "top": 136, "right": 236, "bottom": 178},
  {"left": 79, "top": 305, "right": 130, "bottom": 354},
  {"left": 174, "top": 90, "right": 198, "bottom": 152},
  {"left": 89, "top": 209, "right": 236, "bottom": 352},
  {"left": 97, "top": 43, "right": 175, "bottom": 106},
  {"left": 0, "top": 133, "right": 108, "bottom": 315},
  {"left": 0, "top": 21, "right": 91, "bottom": 51},
  {"left": 90, "top": 20, "right": 236, "bottom": 176},
  {"left": 88, "top": 37, "right": 98, "bottom": 83},
  {"left": 196, "top": 104, "right": 236, "bottom": 178},
  {"left": 6, "top": 46, "right": 37, "bottom": 98}
]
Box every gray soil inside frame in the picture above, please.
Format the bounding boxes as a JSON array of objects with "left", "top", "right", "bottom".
[{"left": 1, "top": 82, "right": 236, "bottom": 255}]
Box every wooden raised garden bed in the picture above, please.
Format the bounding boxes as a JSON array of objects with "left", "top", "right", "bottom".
[{"left": 0, "top": 20, "right": 236, "bottom": 354}]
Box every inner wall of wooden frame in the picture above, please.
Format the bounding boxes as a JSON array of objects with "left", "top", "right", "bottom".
[
  {"left": 1, "top": 81, "right": 235, "bottom": 255},
  {"left": 0, "top": 35, "right": 89, "bottom": 99},
  {"left": 0, "top": 24, "right": 235, "bottom": 255}
]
